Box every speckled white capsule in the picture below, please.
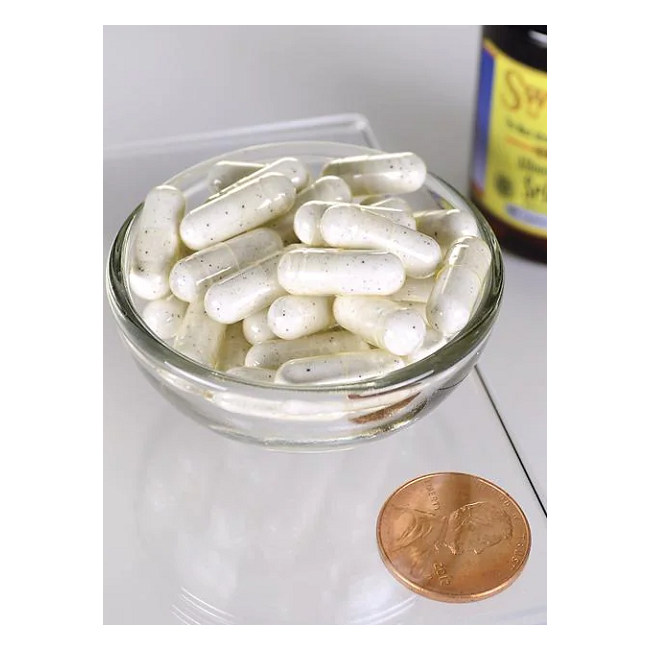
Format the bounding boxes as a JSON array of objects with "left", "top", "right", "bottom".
[
  {"left": 216, "top": 322, "right": 251, "bottom": 371},
  {"left": 222, "top": 156, "right": 311, "bottom": 194},
  {"left": 390, "top": 277, "right": 435, "bottom": 303},
  {"left": 322, "top": 152, "right": 426, "bottom": 195},
  {"left": 245, "top": 331, "right": 370, "bottom": 369},
  {"left": 415, "top": 209, "right": 480, "bottom": 253},
  {"left": 333, "top": 296, "right": 426, "bottom": 356},
  {"left": 268, "top": 175, "right": 352, "bottom": 245},
  {"left": 130, "top": 185, "right": 185, "bottom": 300},
  {"left": 424, "top": 236, "right": 491, "bottom": 337},
  {"left": 277, "top": 248, "right": 405, "bottom": 296},
  {"left": 267, "top": 295, "right": 335, "bottom": 340},
  {"left": 180, "top": 173, "right": 296, "bottom": 250},
  {"left": 445, "top": 236, "right": 492, "bottom": 279},
  {"left": 275, "top": 350, "right": 405, "bottom": 385},
  {"left": 320, "top": 204, "right": 441, "bottom": 278},
  {"left": 242, "top": 307, "right": 276, "bottom": 345},
  {"left": 173, "top": 298, "right": 226, "bottom": 366},
  {"left": 294, "top": 201, "right": 414, "bottom": 245},
  {"left": 169, "top": 228, "right": 283, "bottom": 302},
  {"left": 293, "top": 201, "right": 338, "bottom": 246},
  {"left": 407, "top": 329, "right": 448, "bottom": 363},
  {"left": 204, "top": 252, "right": 284, "bottom": 324},
  {"left": 207, "top": 161, "right": 264, "bottom": 193},
  {"left": 226, "top": 366, "right": 276, "bottom": 383},
  {"left": 142, "top": 295, "right": 187, "bottom": 340},
  {"left": 425, "top": 266, "right": 483, "bottom": 337}
]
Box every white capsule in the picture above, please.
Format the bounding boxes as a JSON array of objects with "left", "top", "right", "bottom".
[
  {"left": 268, "top": 295, "right": 335, "bottom": 340},
  {"left": 423, "top": 237, "right": 491, "bottom": 338},
  {"left": 180, "top": 173, "right": 296, "bottom": 250},
  {"left": 245, "top": 331, "right": 370, "bottom": 369},
  {"left": 407, "top": 329, "right": 448, "bottom": 364},
  {"left": 170, "top": 228, "right": 282, "bottom": 303},
  {"left": 142, "top": 295, "right": 187, "bottom": 340},
  {"left": 294, "top": 201, "right": 414, "bottom": 245},
  {"left": 390, "top": 277, "right": 435, "bottom": 303},
  {"left": 445, "top": 236, "right": 492, "bottom": 279},
  {"left": 293, "top": 201, "right": 337, "bottom": 246},
  {"left": 169, "top": 228, "right": 283, "bottom": 302},
  {"left": 268, "top": 176, "right": 352, "bottom": 245},
  {"left": 204, "top": 252, "right": 284, "bottom": 324},
  {"left": 242, "top": 307, "right": 276, "bottom": 345},
  {"left": 207, "top": 161, "right": 265, "bottom": 193},
  {"left": 226, "top": 366, "right": 276, "bottom": 383},
  {"left": 320, "top": 204, "right": 441, "bottom": 278},
  {"left": 415, "top": 209, "right": 480, "bottom": 253},
  {"left": 302, "top": 176, "right": 352, "bottom": 203},
  {"left": 333, "top": 296, "right": 426, "bottom": 356},
  {"left": 322, "top": 152, "right": 426, "bottom": 195},
  {"left": 222, "top": 156, "right": 310, "bottom": 194},
  {"left": 275, "top": 350, "right": 405, "bottom": 386},
  {"left": 277, "top": 248, "right": 405, "bottom": 296},
  {"left": 130, "top": 185, "right": 185, "bottom": 300},
  {"left": 426, "top": 266, "right": 483, "bottom": 337},
  {"left": 216, "top": 322, "right": 251, "bottom": 371},
  {"left": 173, "top": 298, "right": 226, "bottom": 366}
]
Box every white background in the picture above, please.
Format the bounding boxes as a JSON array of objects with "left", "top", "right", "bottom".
[{"left": 104, "top": 25, "right": 481, "bottom": 193}]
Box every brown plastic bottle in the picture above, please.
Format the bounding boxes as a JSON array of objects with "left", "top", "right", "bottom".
[{"left": 470, "top": 26, "right": 547, "bottom": 263}]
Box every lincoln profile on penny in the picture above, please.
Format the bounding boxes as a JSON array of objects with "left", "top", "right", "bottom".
[{"left": 389, "top": 500, "right": 513, "bottom": 581}]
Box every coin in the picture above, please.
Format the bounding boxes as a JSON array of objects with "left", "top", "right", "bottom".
[{"left": 376, "top": 472, "right": 531, "bottom": 603}]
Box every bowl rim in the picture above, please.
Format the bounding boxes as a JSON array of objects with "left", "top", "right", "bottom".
[{"left": 106, "top": 140, "right": 504, "bottom": 394}]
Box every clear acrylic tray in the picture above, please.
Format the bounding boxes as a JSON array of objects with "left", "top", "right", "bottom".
[{"left": 103, "top": 113, "right": 546, "bottom": 624}]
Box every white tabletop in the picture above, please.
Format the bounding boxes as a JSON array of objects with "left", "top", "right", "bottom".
[{"left": 103, "top": 115, "right": 547, "bottom": 624}]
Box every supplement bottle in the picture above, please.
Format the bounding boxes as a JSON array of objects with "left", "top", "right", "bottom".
[{"left": 470, "top": 26, "right": 547, "bottom": 263}]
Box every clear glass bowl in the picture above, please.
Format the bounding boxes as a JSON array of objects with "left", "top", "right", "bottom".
[{"left": 105, "top": 141, "right": 504, "bottom": 449}]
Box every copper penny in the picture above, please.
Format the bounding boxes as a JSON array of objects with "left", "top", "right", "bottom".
[{"left": 376, "top": 472, "right": 531, "bottom": 603}]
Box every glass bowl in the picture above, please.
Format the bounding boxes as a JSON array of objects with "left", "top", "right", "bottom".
[{"left": 105, "top": 141, "right": 504, "bottom": 450}]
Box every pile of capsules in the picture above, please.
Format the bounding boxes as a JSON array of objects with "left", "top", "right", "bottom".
[{"left": 130, "top": 152, "right": 491, "bottom": 386}]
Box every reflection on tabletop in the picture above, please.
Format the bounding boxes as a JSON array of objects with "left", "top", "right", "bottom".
[
  {"left": 136, "top": 416, "right": 417, "bottom": 624},
  {"left": 105, "top": 310, "right": 546, "bottom": 625}
]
